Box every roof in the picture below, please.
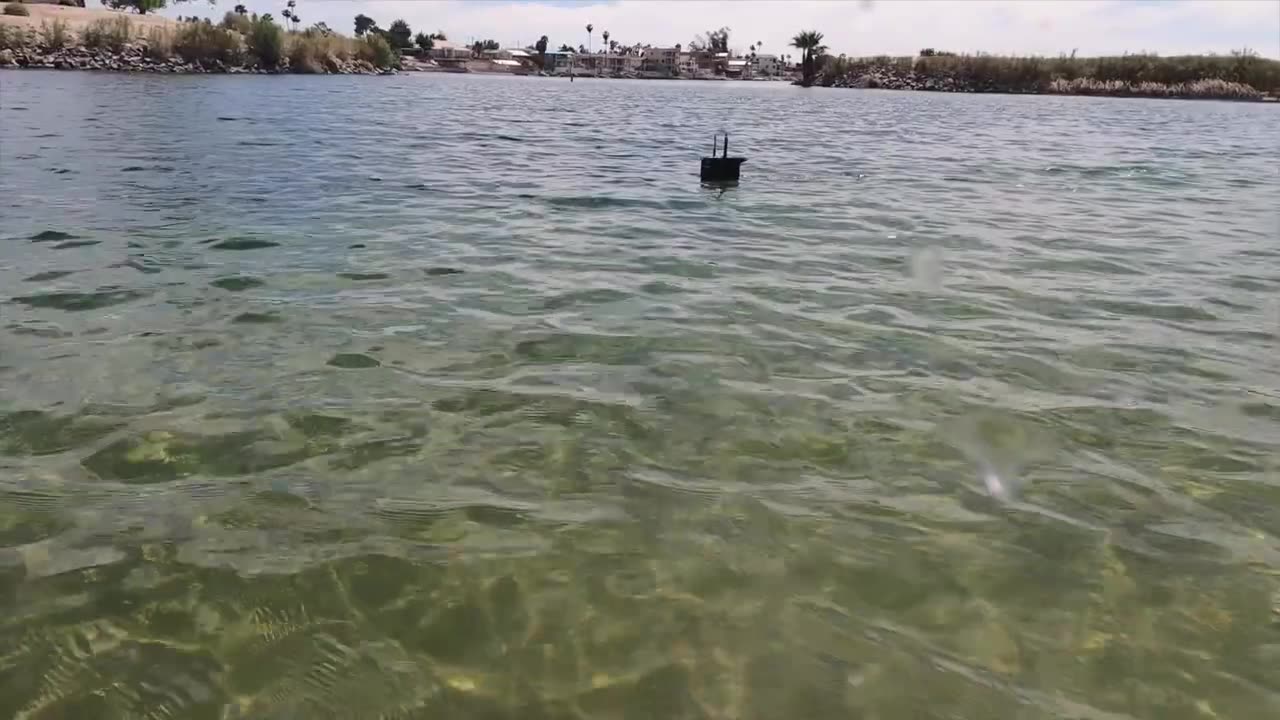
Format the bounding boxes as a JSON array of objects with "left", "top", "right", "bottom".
[
  {"left": 493, "top": 59, "right": 522, "bottom": 66},
  {"left": 507, "top": 49, "right": 532, "bottom": 57}
]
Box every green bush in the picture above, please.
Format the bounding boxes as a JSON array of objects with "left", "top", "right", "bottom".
[
  {"left": 245, "top": 15, "right": 283, "bottom": 68},
  {"left": 3, "top": 3, "right": 28, "bottom": 17},
  {"left": 173, "top": 21, "right": 243, "bottom": 65},
  {"left": 356, "top": 33, "right": 394, "bottom": 69},
  {"left": 40, "top": 19, "right": 70, "bottom": 50},
  {"left": 83, "top": 16, "right": 132, "bottom": 52}
]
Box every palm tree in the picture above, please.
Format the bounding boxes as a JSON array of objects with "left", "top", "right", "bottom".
[
  {"left": 586, "top": 23, "right": 593, "bottom": 53},
  {"left": 602, "top": 29, "right": 609, "bottom": 53},
  {"left": 234, "top": 4, "right": 247, "bottom": 14},
  {"left": 791, "top": 30, "right": 826, "bottom": 86}
]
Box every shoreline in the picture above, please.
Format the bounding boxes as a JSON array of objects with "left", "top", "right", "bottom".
[
  {"left": 0, "top": 43, "right": 393, "bottom": 75},
  {"left": 2, "top": 8, "right": 1274, "bottom": 100}
]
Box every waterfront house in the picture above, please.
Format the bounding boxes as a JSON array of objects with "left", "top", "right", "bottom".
[
  {"left": 725, "top": 58, "right": 749, "bottom": 79},
  {"left": 641, "top": 47, "right": 681, "bottom": 76},
  {"left": 678, "top": 52, "right": 699, "bottom": 77},
  {"left": 752, "top": 54, "right": 781, "bottom": 77},
  {"left": 431, "top": 40, "right": 472, "bottom": 68},
  {"left": 483, "top": 48, "right": 539, "bottom": 70},
  {"left": 542, "top": 50, "right": 575, "bottom": 74}
]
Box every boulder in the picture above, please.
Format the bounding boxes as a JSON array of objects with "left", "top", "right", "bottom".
[{"left": 0, "top": 49, "right": 15, "bottom": 68}]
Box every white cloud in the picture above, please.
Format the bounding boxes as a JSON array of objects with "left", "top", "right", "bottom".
[{"left": 171, "top": 0, "right": 1280, "bottom": 58}]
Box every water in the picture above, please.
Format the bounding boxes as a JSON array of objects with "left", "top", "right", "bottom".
[{"left": 2, "top": 70, "right": 1279, "bottom": 719}]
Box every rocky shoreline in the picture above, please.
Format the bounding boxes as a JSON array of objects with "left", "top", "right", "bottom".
[
  {"left": 803, "top": 62, "right": 1273, "bottom": 101},
  {"left": 0, "top": 43, "right": 391, "bottom": 75}
]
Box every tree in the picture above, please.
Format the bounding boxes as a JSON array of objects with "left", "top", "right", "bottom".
[
  {"left": 601, "top": 29, "right": 609, "bottom": 52},
  {"left": 354, "top": 14, "right": 375, "bottom": 37},
  {"left": 234, "top": 3, "right": 247, "bottom": 14},
  {"left": 790, "top": 30, "right": 826, "bottom": 86},
  {"left": 535, "top": 35, "right": 548, "bottom": 68},
  {"left": 585, "top": 23, "right": 593, "bottom": 53},
  {"left": 414, "top": 32, "right": 433, "bottom": 53},
  {"left": 103, "top": 0, "right": 192, "bottom": 14},
  {"left": 690, "top": 26, "right": 730, "bottom": 53},
  {"left": 387, "top": 19, "right": 412, "bottom": 48},
  {"left": 559, "top": 43, "right": 573, "bottom": 52},
  {"left": 431, "top": 30, "right": 447, "bottom": 40}
]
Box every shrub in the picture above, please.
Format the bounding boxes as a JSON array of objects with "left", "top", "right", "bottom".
[
  {"left": 245, "top": 15, "right": 283, "bottom": 68},
  {"left": 82, "top": 16, "right": 132, "bottom": 52},
  {"left": 221, "top": 9, "right": 251, "bottom": 34},
  {"left": 3, "top": 3, "right": 28, "bottom": 17},
  {"left": 356, "top": 33, "right": 394, "bottom": 69},
  {"left": 288, "top": 33, "right": 324, "bottom": 73},
  {"left": 173, "top": 21, "right": 242, "bottom": 65},
  {"left": 41, "top": 19, "right": 70, "bottom": 50},
  {"left": 0, "top": 24, "right": 27, "bottom": 50}
]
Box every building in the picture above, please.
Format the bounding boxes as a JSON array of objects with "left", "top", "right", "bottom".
[
  {"left": 483, "top": 48, "right": 539, "bottom": 70},
  {"left": 752, "top": 54, "right": 781, "bottom": 77},
  {"left": 641, "top": 47, "right": 681, "bottom": 76},
  {"left": 725, "top": 58, "right": 749, "bottom": 79},
  {"left": 677, "top": 52, "right": 699, "bottom": 77},
  {"left": 431, "top": 40, "right": 472, "bottom": 67},
  {"left": 541, "top": 50, "right": 575, "bottom": 74}
]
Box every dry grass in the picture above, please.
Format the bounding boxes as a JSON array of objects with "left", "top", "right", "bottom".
[
  {"left": 0, "top": 5, "right": 391, "bottom": 74},
  {"left": 173, "top": 20, "right": 243, "bottom": 66},
  {"left": 144, "top": 25, "right": 171, "bottom": 61},
  {"left": 904, "top": 52, "right": 1280, "bottom": 94},
  {"left": 287, "top": 30, "right": 354, "bottom": 73},
  {"left": 0, "top": 5, "right": 175, "bottom": 35},
  {"left": 1047, "top": 76, "right": 1263, "bottom": 99},
  {"left": 82, "top": 15, "right": 131, "bottom": 52},
  {"left": 40, "top": 18, "right": 69, "bottom": 49}
]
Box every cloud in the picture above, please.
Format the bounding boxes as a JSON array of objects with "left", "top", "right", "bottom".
[{"left": 172, "top": 0, "right": 1280, "bottom": 58}]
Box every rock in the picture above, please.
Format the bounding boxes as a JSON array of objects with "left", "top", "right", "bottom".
[{"left": 0, "top": 49, "right": 15, "bottom": 68}]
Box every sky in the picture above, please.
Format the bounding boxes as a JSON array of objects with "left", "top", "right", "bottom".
[{"left": 164, "top": 0, "right": 1280, "bottom": 58}]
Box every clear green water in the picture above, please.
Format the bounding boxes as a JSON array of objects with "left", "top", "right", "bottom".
[{"left": 2, "top": 71, "right": 1279, "bottom": 719}]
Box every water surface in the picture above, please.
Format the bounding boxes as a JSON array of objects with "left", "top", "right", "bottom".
[{"left": 2, "top": 71, "right": 1279, "bottom": 719}]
